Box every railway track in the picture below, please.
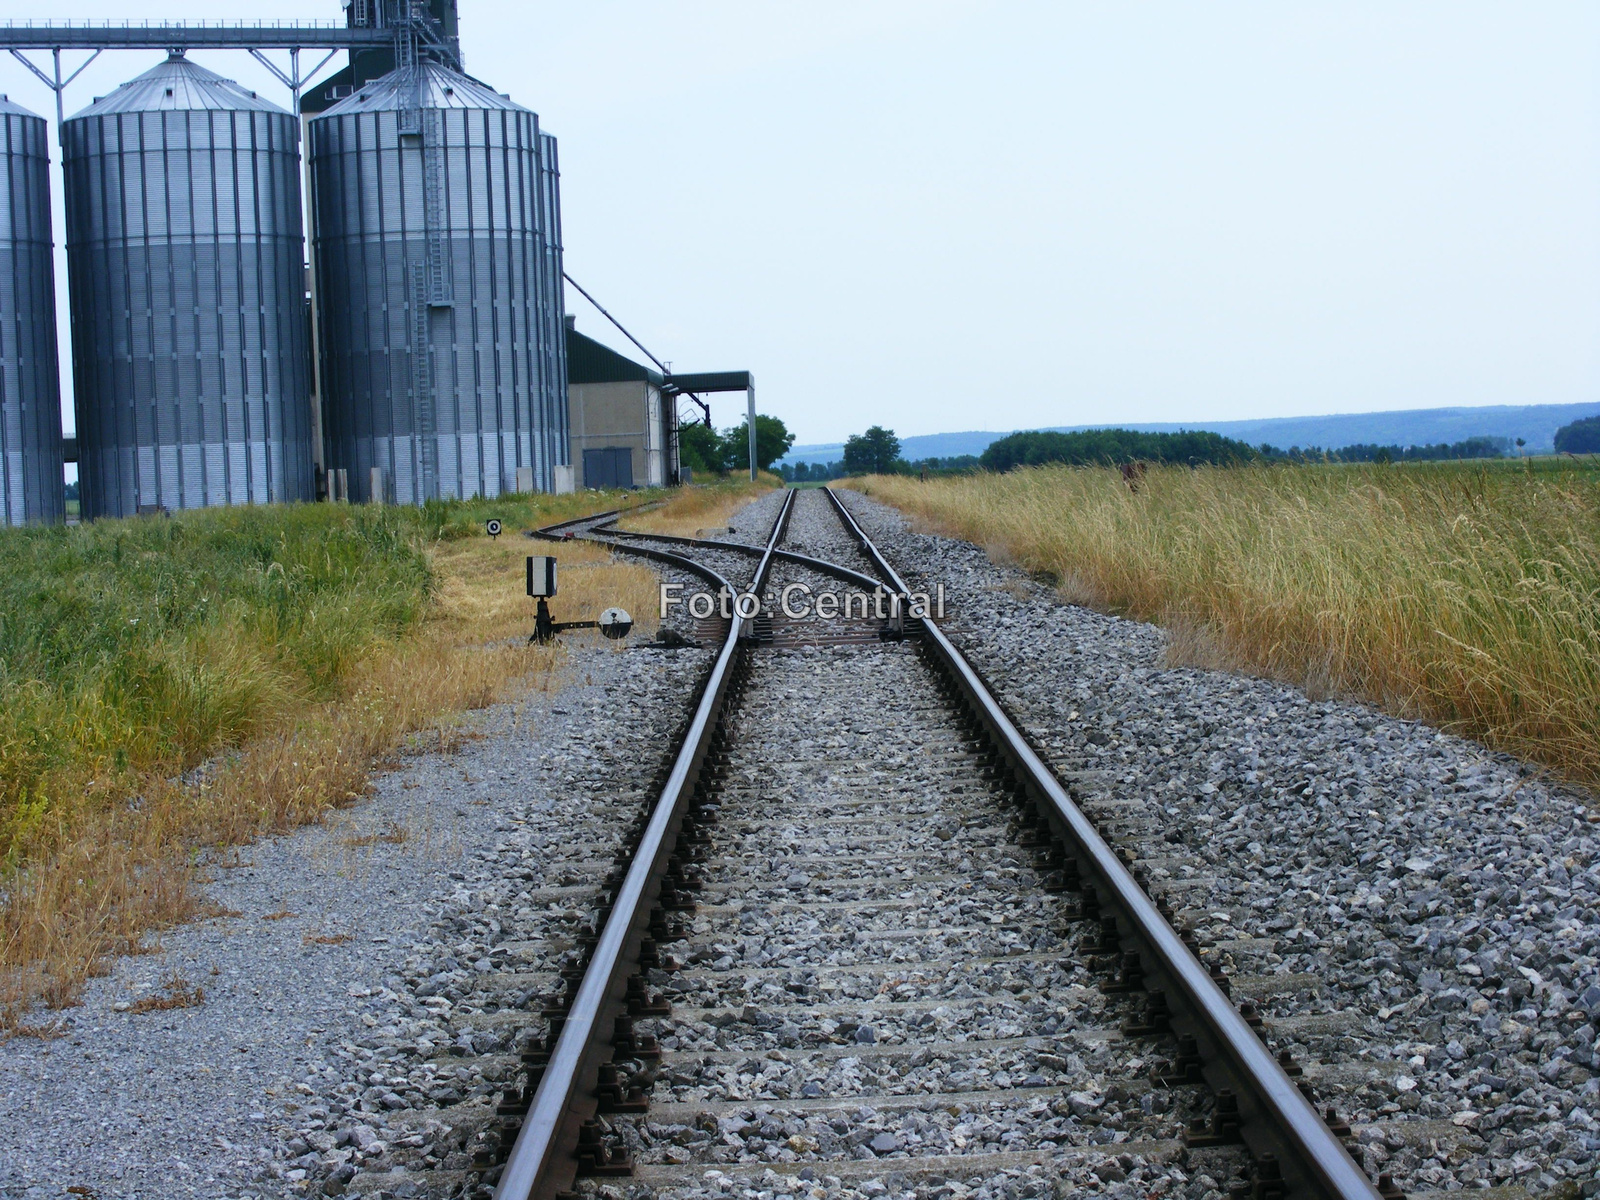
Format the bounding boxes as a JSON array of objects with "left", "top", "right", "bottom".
[{"left": 478, "top": 488, "right": 1386, "bottom": 1200}]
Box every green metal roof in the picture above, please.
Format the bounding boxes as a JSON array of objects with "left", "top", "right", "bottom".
[
  {"left": 567, "top": 329, "right": 662, "bottom": 386},
  {"left": 663, "top": 370, "right": 752, "bottom": 394}
]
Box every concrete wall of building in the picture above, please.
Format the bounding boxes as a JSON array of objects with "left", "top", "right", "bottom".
[{"left": 568, "top": 380, "right": 670, "bottom": 488}]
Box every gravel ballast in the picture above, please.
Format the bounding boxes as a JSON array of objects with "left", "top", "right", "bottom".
[
  {"left": 595, "top": 497, "right": 1247, "bottom": 1200},
  {"left": 0, "top": 614, "right": 714, "bottom": 1199},
  {"left": 8, "top": 484, "right": 1595, "bottom": 1200},
  {"left": 836, "top": 487, "right": 1600, "bottom": 1198}
]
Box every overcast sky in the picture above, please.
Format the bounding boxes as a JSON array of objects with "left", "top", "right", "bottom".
[{"left": 3, "top": 1, "right": 1597, "bottom": 445}]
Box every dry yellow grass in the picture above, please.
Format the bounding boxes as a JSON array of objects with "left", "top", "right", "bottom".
[
  {"left": 617, "top": 475, "right": 779, "bottom": 538},
  {"left": 1, "top": 504, "right": 662, "bottom": 1029},
  {"left": 855, "top": 459, "right": 1600, "bottom": 791},
  {"left": 124, "top": 973, "right": 204, "bottom": 1014},
  {"left": 429, "top": 526, "right": 662, "bottom": 645}
]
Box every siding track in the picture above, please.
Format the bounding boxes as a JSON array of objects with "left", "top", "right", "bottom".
[{"left": 482, "top": 489, "right": 1385, "bottom": 1200}]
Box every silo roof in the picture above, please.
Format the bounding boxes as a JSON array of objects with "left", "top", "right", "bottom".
[
  {"left": 68, "top": 54, "right": 288, "bottom": 119},
  {"left": 0, "top": 93, "right": 44, "bottom": 119},
  {"left": 319, "top": 60, "right": 528, "bottom": 116}
]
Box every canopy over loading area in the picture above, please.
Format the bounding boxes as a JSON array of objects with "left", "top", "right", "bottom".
[{"left": 662, "top": 372, "right": 757, "bottom": 480}]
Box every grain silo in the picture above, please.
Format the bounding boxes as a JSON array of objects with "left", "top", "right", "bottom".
[
  {"left": 63, "top": 54, "right": 314, "bottom": 519},
  {"left": 0, "top": 94, "right": 64, "bottom": 525},
  {"left": 535, "top": 131, "right": 570, "bottom": 484},
  {"left": 308, "top": 60, "right": 568, "bottom": 504}
]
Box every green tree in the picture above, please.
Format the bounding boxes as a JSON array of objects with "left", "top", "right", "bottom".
[
  {"left": 678, "top": 420, "right": 724, "bottom": 474},
  {"left": 842, "top": 426, "right": 901, "bottom": 475},
  {"left": 1554, "top": 416, "right": 1600, "bottom": 454},
  {"left": 719, "top": 414, "right": 796, "bottom": 472},
  {"left": 978, "top": 428, "right": 1257, "bottom": 472}
]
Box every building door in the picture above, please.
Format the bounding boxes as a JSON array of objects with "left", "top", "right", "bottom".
[{"left": 583, "top": 447, "right": 634, "bottom": 489}]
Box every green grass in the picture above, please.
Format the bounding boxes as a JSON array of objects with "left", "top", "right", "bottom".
[
  {"left": 0, "top": 486, "right": 680, "bottom": 1021},
  {"left": 0, "top": 504, "right": 430, "bottom": 852},
  {"left": 0, "top": 488, "right": 647, "bottom": 859}
]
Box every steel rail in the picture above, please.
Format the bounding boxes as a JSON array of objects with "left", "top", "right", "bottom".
[
  {"left": 526, "top": 496, "right": 667, "bottom": 541},
  {"left": 534, "top": 508, "right": 620, "bottom": 537},
  {"left": 501, "top": 489, "right": 1377, "bottom": 1197},
  {"left": 818, "top": 487, "right": 1379, "bottom": 1200},
  {"left": 494, "top": 489, "right": 796, "bottom": 1200},
  {"left": 587, "top": 521, "right": 890, "bottom": 594}
]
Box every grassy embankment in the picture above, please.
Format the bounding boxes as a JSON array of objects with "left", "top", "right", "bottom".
[
  {"left": 0, "top": 479, "right": 769, "bottom": 1028},
  {"left": 855, "top": 458, "right": 1600, "bottom": 791}
]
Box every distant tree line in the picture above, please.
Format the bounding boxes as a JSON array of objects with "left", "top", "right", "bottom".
[
  {"left": 774, "top": 420, "right": 1570, "bottom": 483},
  {"left": 980, "top": 428, "right": 1258, "bottom": 471},
  {"left": 779, "top": 460, "right": 848, "bottom": 482},
  {"left": 1554, "top": 416, "right": 1600, "bottom": 454},
  {"left": 1271, "top": 436, "right": 1509, "bottom": 464},
  {"left": 906, "top": 455, "right": 983, "bottom": 474},
  {"left": 779, "top": 454, "right": 983, "bottom": 482},
  {"left": 779, "top": 426, "right": 985, "bottom": 481},
  {"left": 980, "top": 429, "right": 1527, "bottom": 472}
]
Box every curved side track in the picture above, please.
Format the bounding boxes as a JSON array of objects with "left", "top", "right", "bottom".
[
  {"left": 494, "top": 489, "right": 797, "bottom": 1200},
  {"left": 492, "top": 487, "right": 1379, "bottom": 1200}
]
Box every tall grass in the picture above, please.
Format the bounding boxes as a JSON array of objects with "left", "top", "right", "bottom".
[
  {"left": 0, "top": 504, "right": 430, "bottom": 857},
  {"left": 0, "top": 487, "right": 660, "bottom": 1025},
  {"left": 857, "top": 458, "right": 1600, "bottom": 790}
]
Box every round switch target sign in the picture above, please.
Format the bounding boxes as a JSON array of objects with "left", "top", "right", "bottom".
[
  {"left": 599, "top": 607, "right": 633, "bottom": 640},
  {"left": 485, "top": 518, "right": 503, "bottom": 538}
]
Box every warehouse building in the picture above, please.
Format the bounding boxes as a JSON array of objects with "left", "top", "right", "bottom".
[{"left": 566, "top": 320, "right": 677, "bottom": 489}]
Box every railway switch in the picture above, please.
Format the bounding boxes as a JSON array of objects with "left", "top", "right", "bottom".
[{"left": 526, "top": 554, "right": 632, "bottom": 643}]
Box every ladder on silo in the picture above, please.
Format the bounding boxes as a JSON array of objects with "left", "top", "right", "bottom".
[
  {"left": 421, "top": 107, "right": 451, "bottom": 305},
  {"left": 410, "top": 263, "right": 438, "bottom": 502}
]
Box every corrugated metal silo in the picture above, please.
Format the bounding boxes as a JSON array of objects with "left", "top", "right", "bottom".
[
  {"left": 536, "top": 131, "right": 570, "bottom": 486},
  {"left": 63, "top": 54, "right": 314, "bottom": 519},
  {"left": 309, "top": 61, "right": 568, "bottom": 503},
  {"left": 0, "top": 95, "right": 64, "bottom": 525}
]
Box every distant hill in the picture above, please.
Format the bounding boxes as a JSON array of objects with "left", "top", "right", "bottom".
[{"left": 779, "top": 402, "right": 1600, "bottom": 466}]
